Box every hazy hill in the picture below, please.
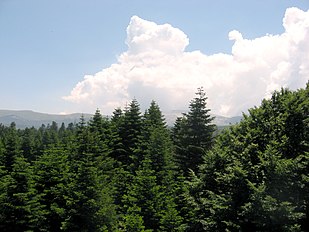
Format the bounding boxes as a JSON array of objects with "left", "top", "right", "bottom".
[
  {"left": 0, "top": 110, "right": 92, "bottom": 129},
  {"left": 0, "top": 109, "right": 242, "bottom": 129},
  {"left": 164, "top": 110, "right": 242, "bottom": 127}
]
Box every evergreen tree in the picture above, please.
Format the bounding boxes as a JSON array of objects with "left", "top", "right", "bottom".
[
  {"left": 123, "top": 154, "right": 183, "bottom": 231},
  {"left": 173, "top": 87, "right": 216, "bottom": 175},
  {"left": 186, "top": 88, "right": 215, "bottom": 149},
  {"left": 146, "top": 127, "right": 175, "bottom": 186},
  {"left": 158, "top": 194, "right": 184, "bottom": 232},
  {"left": 0, "top": 155, "right": 41, "bottom": 231},
  {"left": 21, "top": 127, "right": 38, "bottom": 161},
  {"left": 143, "top": 100, "right": 166, "bottom": 131},
  {"left": 32, "top": 147, "right": 70, "bottom": 231},
  {"left": 3, "top": 122, "right": 21, "bottom": 172},
  {"left": 117, "top": 99, "right": 143, "bottom": 171},
  {"left": 109, "top": 108, "right": 126, "bottom": 164},
  {"left": 123, "top": 99, "right": 143, "bottom": 152},
  {"left": 122, "top": 158, "right": 162, "bottom": 231},
  {"left": 89, "top": 109, "right": 110, "bottom": 140},
  {"left": 140, "top": 101, "right": 176, "bottom": 184},
  {"left": 88, "top": 109, "right": 114, "bottom": 166},
  {"left": 121, "top": 205, "right": 148, "bottom": 232},
  {"left": 42, "top": 121, "right": 59, "bottom": 148},
  {"left": 64, "top": 116, "right": 117, "bottom": 231},
  {"left": 187, "top": 85, "right": 309, "bottom": 231}
]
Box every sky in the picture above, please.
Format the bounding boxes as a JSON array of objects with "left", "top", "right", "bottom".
[{"left": 0, "top": 0, "right": 308, "bottom": 117}]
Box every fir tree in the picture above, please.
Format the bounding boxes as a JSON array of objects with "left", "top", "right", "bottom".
[
  {"left": 0, "top": 155, "right": 40, "bottom": 231},
  {"left": 117, "top": 99, "right": 143, "bottom": 171},
  {"left": 187, "top": 85, "right": 309, "bottom": 231},
  {"left": 64, "top": 116, "right": 117, "bottom": 231},
  {"left": 122, "top": 158, "right": 162, "bottom": 231},
  {"left": 32, "top": 147, "right": 70, "bottom": 231},
  {"left": 173, "top": 87, "right": 216, "bottom": 175}
]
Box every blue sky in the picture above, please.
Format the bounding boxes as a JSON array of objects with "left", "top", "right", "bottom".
[{"left": 0, "top": 0, "right": 308, "bottom": 116}]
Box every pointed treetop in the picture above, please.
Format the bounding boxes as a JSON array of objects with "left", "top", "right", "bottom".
[{"left": 144, "top": 100, "right": 166, "bottom": 129}]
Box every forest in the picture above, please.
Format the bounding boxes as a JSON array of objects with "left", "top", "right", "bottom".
[{"left": 0, "top": 84, "right": 308, "bottom": 231}]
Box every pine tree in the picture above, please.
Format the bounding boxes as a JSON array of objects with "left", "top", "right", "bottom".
[
  {"left": 117, "top": 99, "right": 143, "bottom": 171},
  {"left": 109, "top": 108, "right": 126, "bottom": 164},
  {"left": 140, "top": 101, "right": 176, "bottom": 184},
  {"left": 21, "top": 127, "right": 38, "bottom": 161},
  {"left": 89, "top": 109, "right": 110, "bottom": 143},
  {"left": 63, "top": 116, "right": 117, "bottom": 231},
  {"left": 3, "top": 122, "right": 21, "bottom": 172},
  {"left": 32, "top": 147, "right": 70, "bottom": 231},
  {"left": 88, "top": 109, "right": 114, "bottom": 169},
  {"left": 173, "top": 87, "right": 216, "bottom": 175},
  {"left": 121, "top": 205, "right": 148, "bottom": 232},
  {"left": 146, "top": 127, "right": 175, "bottom": 186},
  {"left": 42, "top": 121, "right": 59, "bottom": 148},
  {"left": 187, "top": 84, "right": 309, "bottom": 231},
  {"left": 122, "top": 158, "right": 162, "bottom": 231},
  {"left": 143, "top": 100, "right": 166, "bottom": 131},
  {"left": 186, "top": 88, "right": 215, "bottom": 149},
  {"left": 0, "top": 155, "right": 40, "bottom": 231}
]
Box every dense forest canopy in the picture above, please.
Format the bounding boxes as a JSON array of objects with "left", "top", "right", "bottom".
[{"left": 0, "top": 84, "right": 308, "bottom": 231}]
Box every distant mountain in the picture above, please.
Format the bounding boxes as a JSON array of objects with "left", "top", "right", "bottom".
[
  {"left": 164, "top": 110, "right": 242, "bottom": 126},
  {"left": 0, "top": 109, "right": 242, "bottom": 129},
  {"left": 212, "top": 114, "right": 243, "bottom": 126},
  {"left": 0, "top": 110, "right": 92, "bottom": 129}
]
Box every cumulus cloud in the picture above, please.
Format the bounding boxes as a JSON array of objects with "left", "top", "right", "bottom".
[{"left": 63, "top": 7, "right": 309, "bottom": 116}]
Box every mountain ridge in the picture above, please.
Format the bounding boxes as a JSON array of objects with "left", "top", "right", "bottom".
[
  {"left": 0, "top": 109, "right": 242, "bottom": 129},
  {"left": 0, "top": 110, "right": 92, "bottom": 128}
]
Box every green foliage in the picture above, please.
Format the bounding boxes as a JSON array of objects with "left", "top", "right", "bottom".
[
  {"left": 187, "top": 84, "right": 309, "bottom": 231},
  {"left": 122, "top": 158, "right": 162, "bottom": 230},
  {"left": 121, "top": 205, "right": 148, "bottom": 232},
  {"left": 173, "top": 87, "right": 216, "bottom": 175},
  {"left": 123, "top": 157, "right": 182, "bottom": 231},
  {"left": 113, "top": 99, "right": 143, "bottom": 171},
  {"left": 32, "top": 147, "right": 70, "bottom": 231},
  {"left": 63, "top": 115, "right": 117, "bottom": 231},
  {"left": 0, "top": 84, "right": 307, "bottom": 231},
  {"left": 0, "top": 155, "right": 41, "bottom": 231},
  {"left": 143, "top": 100, "right": 166, "bottom": 130}
]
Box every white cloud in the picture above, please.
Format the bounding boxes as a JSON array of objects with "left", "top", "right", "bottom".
[{"left": 63, "top": 8, "right": 309, "bottom": 116}]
